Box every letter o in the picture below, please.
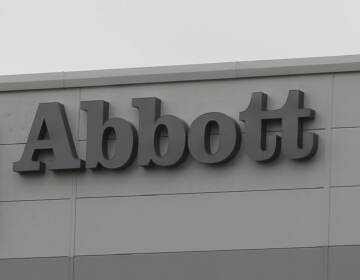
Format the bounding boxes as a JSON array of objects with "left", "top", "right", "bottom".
[{"left": 188, "top": 112, "right": 240, "bottom": 164}]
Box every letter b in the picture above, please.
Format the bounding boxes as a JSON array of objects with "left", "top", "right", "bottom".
[
  {"left": 132, "top": 97, "right": 188, "bottom": 167},
  {"left": 81, "top": 100, "right": 137, "bottom": 169}
]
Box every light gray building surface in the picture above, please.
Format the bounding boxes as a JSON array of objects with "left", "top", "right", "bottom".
[{"left": 1, "top": 55, "right": 360, "bottom": 279}]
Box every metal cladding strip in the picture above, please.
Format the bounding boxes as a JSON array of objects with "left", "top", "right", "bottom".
[
  {"left": 1, "top": 55, "right": 360, "bottom": 92},
  {"left": 1, "top": 246, "right": 360, "bottom": 280},
  {"left": 74, "top": 247, "right": 325, "bottom": 280}
]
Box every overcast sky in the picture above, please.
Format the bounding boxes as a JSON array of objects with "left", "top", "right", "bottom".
[{"left": 1, "top": 0, "right": 360, "bottom": 75}]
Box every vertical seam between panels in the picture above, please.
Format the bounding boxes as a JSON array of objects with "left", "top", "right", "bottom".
[
  {"left": 325, "top": 73, "right": 335, "bottom": 280},
  {"left": 69, "top": 88, "right": 81, "bottom": 280}
]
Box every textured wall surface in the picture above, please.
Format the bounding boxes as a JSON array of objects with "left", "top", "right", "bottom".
[{"left": 1, "top": 58, "right": 360, "bottom": 279}]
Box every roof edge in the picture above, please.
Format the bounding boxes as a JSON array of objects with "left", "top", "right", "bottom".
[{"left": 1, "top": 55, "right": 360, "bottom": 92}]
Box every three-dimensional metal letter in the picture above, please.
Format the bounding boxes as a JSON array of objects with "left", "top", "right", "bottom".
[
  {"left": 239, "top": 92, "right": 281, "bottom": 161},
  {"left": 240, "top": 91, "right": 318, "bottom": 161},
  {"left": 132, "top": 97, "right": 188, "bottom": 167},
  {"left": 13, "top": 103, "right": 83, "bottom": 172},
  {"left": 81, "top": 100, "right": 137, "bottom": 169},
  {"left": 188, "top": 112, "right": 240, "bottom": 164},
  {"left": 280, "top": 90, "right": 318, "bottom": 159}
]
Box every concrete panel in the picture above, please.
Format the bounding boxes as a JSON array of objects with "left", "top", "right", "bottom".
[
  {"left": 75, "top": 189, "right": 327, "bottom": 255},
  {"left": 331, "top": 128, "right": 360, "bottom": 187},
  {"left": 330, "top": 187, "right": 360, "bottom": 246},
  {"left": 0, "top": 257, "right": 70, "bottom": 280},
  {"left": 76, "top": 130, "right": 328, "bottom": 197},
  {"left": 0, "top": 88, "right": 80, "bottom": 144},
  {"left": 328, "top": 246, "right": 360, "bottom": 280},
  {"left": 333, "top": 73, "right": 360, "bottom": 128},
  {"left": 0, "top": 145, "right": 74, "bottom": 201},
  {"left": 0, "top": 200, "right": 71, "bottom": 258},
  {"left": 75, "top": 247, "right": 324, "bottom": 280},
  {"left": 79, "top": 74, "right": 331, "bottom": 139}
]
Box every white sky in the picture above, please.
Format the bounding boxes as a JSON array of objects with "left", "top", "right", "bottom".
[{"left": 1, "top": 0, "right": 360, "bottom": 75}]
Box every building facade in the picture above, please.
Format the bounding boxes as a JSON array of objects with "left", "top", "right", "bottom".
[{"left": 1, "top": 56, "right": 360, "bottom": 279}]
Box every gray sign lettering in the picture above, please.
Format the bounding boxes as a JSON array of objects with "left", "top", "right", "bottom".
[{"left": 13, "top": 90, "right": 318, "bottom": 173}]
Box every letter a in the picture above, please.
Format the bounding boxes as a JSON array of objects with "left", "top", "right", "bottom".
[{"left": 13, "top": 103, "right": 83, "bottom": 172}]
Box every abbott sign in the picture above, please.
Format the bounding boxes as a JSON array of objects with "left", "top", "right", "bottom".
[{"left": 13, "top": 90, "right": 318, "bottom": 173}]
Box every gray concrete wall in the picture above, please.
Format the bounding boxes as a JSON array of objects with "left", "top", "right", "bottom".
[{"left": 1, "top": 56, "right": 360, "bottom": 279}]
